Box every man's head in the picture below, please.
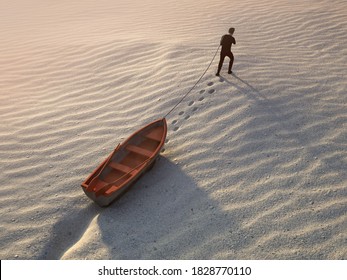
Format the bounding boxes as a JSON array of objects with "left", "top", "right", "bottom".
[{"left": 229, "top": 27, "right": 235, "bottom": 35}]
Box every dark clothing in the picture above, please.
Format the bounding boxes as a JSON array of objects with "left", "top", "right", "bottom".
[
  {"left": 220, "top": 34, "right": 236, "bottom": 52},
  {"left": 217, "top": 34, "right": 236, "bottom": 75},
  {"left": 218, "top": 51, "right": 234, "bottom": 74}
]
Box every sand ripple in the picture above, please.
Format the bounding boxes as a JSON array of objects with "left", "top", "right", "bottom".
[{"left": 1, "top": 0, "right": 346, "bottom": 259}]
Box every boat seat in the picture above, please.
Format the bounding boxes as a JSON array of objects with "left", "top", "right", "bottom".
[
  {"left": 126, "top": 145, "right": 153, "bottom": 158},
  {"left": 90, "top": 178, "right": 108, "bottom": 192},
  {"left": 109, "top": 161, "right": 134, "bottom": 174},
  {"left": 144, "top": 129, "right": 162, "bottom": 142}
]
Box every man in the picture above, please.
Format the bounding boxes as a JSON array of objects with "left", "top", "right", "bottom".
[{"left": 216, "top": 27, "right": 236, "bottom": 76}]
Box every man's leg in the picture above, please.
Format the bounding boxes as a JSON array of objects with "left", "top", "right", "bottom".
[
  {"left": 228, "top": 52, "right": 234, "bottom": 74},
  {"left": 216, "top": 53, "right": 226, "bottom": 76}
]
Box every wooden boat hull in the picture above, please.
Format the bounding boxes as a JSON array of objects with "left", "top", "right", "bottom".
[{"left": 81, "top": 118, "right": 167, "bottom": 206}]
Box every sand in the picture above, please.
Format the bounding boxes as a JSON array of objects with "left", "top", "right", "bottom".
[{"left": 0, "top": 0, "right": 346, "bottom": 259}]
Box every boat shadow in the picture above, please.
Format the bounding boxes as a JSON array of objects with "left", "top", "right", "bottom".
[
  {"left": 38, "top": 202, "right": 102, "bottom": 259},
  {"left": 95, "top": 156, "right": 233, "bottom": 259},
  {"left": 39, "top": 156, "right": 235, "bottom": 259}
]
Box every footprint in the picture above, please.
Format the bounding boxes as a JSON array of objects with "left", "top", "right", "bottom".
[
  {"left": 208, "top": 82, "right": 214, "bottom": 86},
  {"left": 208, "top": 89, "right": 215, "bottom": 94},
  {"left": 199, "top": 90, "right": 205, "bottom": 94},
  {"left": 172, "top": 120, "right": 177, "bottom": 124},
  {"left": 192, "top": 107, "right": 198, "bottom": 112},
  {"left": 165, "top": 139, "right": 170, "bottom": 143},
  {"left": 219, "top": 77, "right": 224, "bottom": 82},
  {"left": 198, "top": 97, "right": 204, "bottom": 101},
  {"left": 173, "top": 126, "right": 179, "bottom": 131},
  {"left": 184, "top": 115, "right": 190, "bottom": 120},
  {"left": 188, "top": 101, "right": 194, "bottom": 106},
  {"left": 179, "top": 111, "right": 184, "bottom": 115}
]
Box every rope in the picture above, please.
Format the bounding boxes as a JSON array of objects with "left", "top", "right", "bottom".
[
  {"left": 163, "top": 45, "right": 220, "bottom": 118},
  {"left": 88, "top": 46, "right": 221, "bottom": 196}
]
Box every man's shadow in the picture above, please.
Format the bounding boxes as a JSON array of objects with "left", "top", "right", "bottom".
[{"left": 220, "top": 73, "right": 267, "bottom": 101}]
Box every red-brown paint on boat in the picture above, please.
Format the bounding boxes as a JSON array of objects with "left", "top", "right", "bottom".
[{"left": 81, "top": 118, "right": 167, "bottom": 206}]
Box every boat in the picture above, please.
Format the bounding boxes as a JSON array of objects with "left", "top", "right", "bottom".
[{"left": 81, "top": 118, "right": 167, "bottom": 206}]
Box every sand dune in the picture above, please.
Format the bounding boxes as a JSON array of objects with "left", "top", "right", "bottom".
[{"left": 0, "top": 0, "right": 346, "bottom": 259}]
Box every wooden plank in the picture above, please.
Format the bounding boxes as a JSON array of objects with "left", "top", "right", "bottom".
[
  {"left": 109, "top": 161, "right": 133, "bottom": 174},
  {"left": 126, "top": 145, "right": 153, "bottom": 158},
  {"left": 91, "top": 178, "right": 108, "bottom": 193},
  {"left": 144, "top": 128, "right": 162, "bottom": 142}
]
